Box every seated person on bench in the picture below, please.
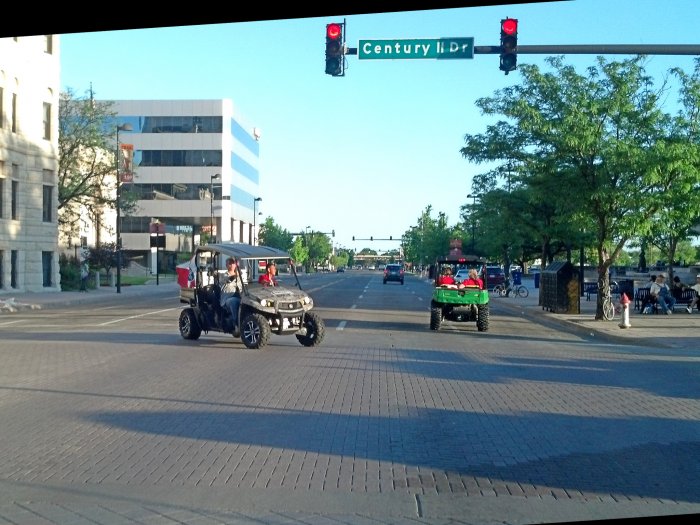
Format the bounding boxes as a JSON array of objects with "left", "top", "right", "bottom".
[{"left": 649, "top": 273, "right": 675, "bottom": 315}]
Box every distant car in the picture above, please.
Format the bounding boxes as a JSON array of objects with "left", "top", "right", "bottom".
[
  {"left": 485, "top": 265, "right": 506, "bottom": 289},
  {"left": 336, "top": 267, "right": 345, "bottom": 273},
  {"left": 383, "top": 263, "right": 405, "bottom": 285},
  {"left": 454, "top": 269, "right": 470, "bottom": 283}
]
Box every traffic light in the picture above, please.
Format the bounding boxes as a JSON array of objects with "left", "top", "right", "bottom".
[
  {"left": 499, "top": 18, "right": 518, "bottom": 74},
  {"left": 325, "top": 22, "right": 344, "bottom": 76}
]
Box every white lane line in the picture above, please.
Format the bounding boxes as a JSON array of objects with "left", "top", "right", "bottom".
[
  {"left": 0, "top": 320, "right": 25, "bottom": 326},
  {"left": 337, "top": 321, "right": 347, "bottom": 331},
  {"left": 97, "top": 308, "right": 180, "bottom": 326}
]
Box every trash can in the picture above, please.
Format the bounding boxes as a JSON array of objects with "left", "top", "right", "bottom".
[
  {"left": 512, "top": 270, "right": 522, "bottom": 285},
  {"left": 534, "top": 272, "right": 540, "bottom": 289},
  {"left": 616, "top": 279, "right": 634, "bottom": 303},
  {"left": 541, "top": 261, "right": 580, "bottom": 314}
]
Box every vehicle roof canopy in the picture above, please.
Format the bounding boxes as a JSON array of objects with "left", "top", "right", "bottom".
[
  {"left": 435, "top": 255, "right": 487, "bottom": 264},
  {"left": 196, "top": 242, "right": 291, "bottom": 260}
]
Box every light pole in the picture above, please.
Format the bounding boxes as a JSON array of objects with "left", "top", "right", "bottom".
[
  {"left": 115, "top": 123, "right": 132, "bottom": 294},
  {"left": 467, "top": 193, "right": 478, "bottom": 254},
  {"left": 252, "top": 197, "right": 262, "bottom": 245},
  {"left": 210, "top": 173, "right": 220, "bottom": 243}
]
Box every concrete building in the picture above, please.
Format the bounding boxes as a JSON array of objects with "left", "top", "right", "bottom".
[
  {"left": 0, "top": 35, "right": 61, "bottom": 294},
  {"left": 108, "top": 99, "right": 261, "bottom": 273}
]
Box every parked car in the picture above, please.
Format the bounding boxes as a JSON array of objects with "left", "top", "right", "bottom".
[
  {"left": 454, "top": 269, "right": 470, "bottom": 283},
  {"left": 485, "top": 265, "right": 506, "bottom": 289},
  {"left": 383, "top": 263, "right": 404, "bottom": 285}
]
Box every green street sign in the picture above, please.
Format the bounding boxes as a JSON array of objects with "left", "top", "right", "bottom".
[{"left": 358, "top": 38, "right": 474, "bottom": 60}]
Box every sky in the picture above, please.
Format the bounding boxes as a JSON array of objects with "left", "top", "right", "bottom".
[{"left": 56, "top": 0, "right": 700, "bottom": 252}]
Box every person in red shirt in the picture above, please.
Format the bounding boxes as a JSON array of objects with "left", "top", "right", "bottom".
[
  {"left": 462, "top": 268, "right": 484, "bottom": 289},
  {"left": 258, "top": 262, "right": 278, "bottom": 286},
  {"left": 437, "top": 267, "right": 456, "bottom": 286}
]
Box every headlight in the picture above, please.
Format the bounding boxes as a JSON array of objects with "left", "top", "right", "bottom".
[
  {"left": 303, "top": 296, "right": 312, "bottom": 305},
  {"left": 260, "top": 299, "right": 275, "bottom": 308}
]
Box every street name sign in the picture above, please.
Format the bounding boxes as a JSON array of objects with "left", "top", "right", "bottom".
[{"left": 358, "top": 38, "right": 474, "bottom": 60}]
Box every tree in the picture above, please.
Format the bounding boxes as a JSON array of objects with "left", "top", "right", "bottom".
[
  {"left": 461, "top": 56, "right": 700, "bottom": 320},
  {"left": 258, "top": 217, "right": 294, "bottom": 250},
  {"left": 58, "top": 87, "right": 118, "bottom": 245}
]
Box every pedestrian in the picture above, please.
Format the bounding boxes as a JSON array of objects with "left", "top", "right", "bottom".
[
  {"left": 80, "top": 261, "right": 89, "bottom": 292},
  {"left": 685, "top": 275, "right": 700, "bottom": 314}
]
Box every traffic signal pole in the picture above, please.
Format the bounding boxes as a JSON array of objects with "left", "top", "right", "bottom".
[
  {"left": 475, "top": 44, "right": 700, "bottom": 55},
  {"left": 347, "top": 44, "right": 700, "bottom": 56}
]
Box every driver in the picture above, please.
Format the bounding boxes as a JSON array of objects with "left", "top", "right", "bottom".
[{"left": 220, "top": 257, "right": 243, "bottom": 330}]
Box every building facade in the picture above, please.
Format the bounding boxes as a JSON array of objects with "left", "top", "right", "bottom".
[
  {"left": 0, "top": 35, "right": 61, "bottom": 294},
  {"left": 108, "top": 99, "right": 261, "bottom": 272}
]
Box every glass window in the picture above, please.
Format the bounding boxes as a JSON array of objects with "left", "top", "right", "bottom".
[
  {"left": 0, "top": 87, "right": 4, "bottom": 128},
  {"left": 0, "top": 250, "right": 4, "bottom": 289},
  {"left": 45, "top": 35, "right": 53, "bottom": 54},
  {"left": 42, "top": 251, "right": 53, "bottom": 287},
  {"left": 43, "top": 185, "right": 52, "bottom": 222},
  {"left": 11, "top": 179, "right": 18, "bottom": 220},
  {"left": 43, "top": 102, "right": 51, "bottom": 140},
  {"left": 10, "top": 250, "right": 18, "bottom": 289},
  {"left": 11, "top": 93, "right": 17, "bottom": 133}
]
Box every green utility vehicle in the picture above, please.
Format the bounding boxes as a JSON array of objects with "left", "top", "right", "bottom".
[{"left": 429, "top": 255, "right": 490, "bottom": 332}]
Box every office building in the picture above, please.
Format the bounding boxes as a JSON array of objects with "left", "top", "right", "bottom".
[{"left": 109, "top": 99, "right": 261, "bottom": 272}]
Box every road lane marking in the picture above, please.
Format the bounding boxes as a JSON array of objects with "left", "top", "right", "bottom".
[
  {"left": 97, "top": 308, "right": 180, "bottom": 326},
  {"left": 337, "top": 321, "right": 346, "bottom": 331}
]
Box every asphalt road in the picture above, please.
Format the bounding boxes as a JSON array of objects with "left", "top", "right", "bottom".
[{"left": 0, "top": 271, "right": 698, "bottom": 524}]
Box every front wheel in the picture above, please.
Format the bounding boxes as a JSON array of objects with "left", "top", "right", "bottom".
[
  {"left": 516, "top": 285, "right": 529, "bottom": 298},
  {"left": 296, "top": 311, "right": 326, "bottom": 347},
  {"left": 179, "top": 308, "right": 202, "bottom": 340},
  {"left": 241, "top": 313, "right": 271, "bottom": 349},
  {"left": 602, "top": 299, "right": 615, "bottom": 321}
]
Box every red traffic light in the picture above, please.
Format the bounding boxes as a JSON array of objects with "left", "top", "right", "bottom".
[
  {"left": 326, "top": 23, "right": 342, "bottom": 40},
  {"left": 501, "top": 18, "right": 518, "bottom": 35}
]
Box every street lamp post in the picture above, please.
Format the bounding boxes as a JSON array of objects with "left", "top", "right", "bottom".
[
  {"left": 467, "top": 193, "right": 478, "bottom": 253},
  {"left": 252, "top": 197, "right": 262, "bottom": 245},
  {"left": 210, "top": 174, "right": 220, "bottom": 243},
  {"left": 115, "top": 123, "right": 133, "bottom": 294}
]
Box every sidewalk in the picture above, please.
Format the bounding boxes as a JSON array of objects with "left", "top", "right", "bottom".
[
  {"left": 0, "top": 278, "right": 178, "bottom": 313},
  {"left": 492, "top": 282, "right": 699, "bottom": 350},
  {"left": 2, "top": 277, "right": 698, "bottom": 351}
]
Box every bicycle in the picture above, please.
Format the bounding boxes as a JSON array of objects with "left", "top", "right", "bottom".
[
  {"left": 493, "top": 282, "right": 529, "bottom": 298},
  {"left": 602, "top": 292, "right": 623, "bottom": 321}
]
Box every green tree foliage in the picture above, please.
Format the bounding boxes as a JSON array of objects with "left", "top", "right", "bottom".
[
  {"left": 257, "top": 217, "right": 294, "bottom": 250},
  {"left": 58, "top": 88, "right": 118, "bottom": 243},
  {"left": 401, "top": 206, "right": 456, "bottom": 268},
  {"left": 460, "top": 55, "right": 700, "bottom": 319}
]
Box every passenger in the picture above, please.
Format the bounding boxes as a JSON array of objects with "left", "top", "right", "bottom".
[
  {"left": 258, "top": 261, "right": 278, "bottom": 286},
  {"left": 461, "top": 268, "right": 484, "bottom": 289},
  {"left": 649, "top": 273, "right": 676, "bottom": 315},
  {"left": 437, "top": 267, "right": 456, "bottom": 286}
]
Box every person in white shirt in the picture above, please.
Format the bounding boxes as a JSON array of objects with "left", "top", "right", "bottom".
[
  {"left": 686, "top": 275, "right": 700, "bottom": 314},
  {"left": 649, "top": 273, "right": 676, "bottom": 314}
]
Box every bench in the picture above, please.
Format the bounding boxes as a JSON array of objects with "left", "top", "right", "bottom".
[
  {"left": 583, "top": 282, "right": 597, "bottom": 301},
  {"left": 635, "top": 287, "right": 652, "bottom": 312},
  {"left": 635, "top": 287, "right": 697, "bottom": 313}
]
